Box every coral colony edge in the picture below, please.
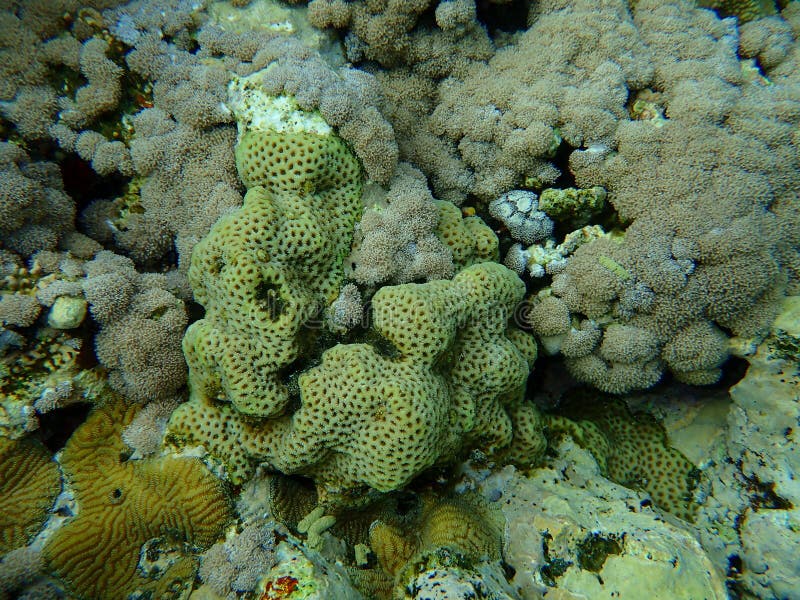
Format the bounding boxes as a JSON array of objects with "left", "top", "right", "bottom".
[{"left": 0, "top": 0, "right": 798, "bottom": 599}]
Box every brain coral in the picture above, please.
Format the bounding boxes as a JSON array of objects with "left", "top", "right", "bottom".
[
  {"left": 42, "top": 400, "right": 233, "bottom": 600},
  {"left": 370, "top": 491, "right": 503, "bottom": 582}
]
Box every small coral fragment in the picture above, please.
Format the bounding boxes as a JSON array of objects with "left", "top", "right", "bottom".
[
  {"left": 46, "top": 295, "right": 87, "bottom": 329},
  {"left": 538, "top": 186, "right": 607, "bottom": 229},
  {"left": 489, "top": 190, "right": 554, "bottom": 245}
]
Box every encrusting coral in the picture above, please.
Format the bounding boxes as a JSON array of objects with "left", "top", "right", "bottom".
[
  {"left": 261, "top": 473, "right": 514, "bottom": 599},
  {"left": 42, "top": 399, "right": 233, "bottom": 600},
  {"left": 364, "top": 491, "right": 517, "bottom": 599},
  {"left": 548, "top": 397, "right": 700, "bottom": 522}
]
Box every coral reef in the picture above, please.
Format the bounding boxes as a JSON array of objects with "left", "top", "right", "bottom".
[
  {"left": 253, "top": 534, "right": 363, "bottom": 600},
  {"left": 0, "top": 252, "right": 189, "bottom": 495},
  {"left": 398, "top": 547, "right": 519, "bottom": 600},
  {"left": 260, "top": 472, "right": 518, "bottom": 599},
  {"left": 532, "top": 0, "right": 799, "bottom": 393},
  {"left": 347, "top": 163, "right": 497, "bottom": 286},
  {"left": 0, "top": 317, "right": 106, "bottom": 439},
  {"left": 42, "top": 399, "right": 233, "bottom": 600},
  {"left": 168, "top": 95, "right": 541, "bottom": 498},
  {"left": 0, "top": 0, "right": 798, "bottom": 598},
  {"left": 349, "top": 166, "right": 453, "bottom": 286},
  {"left": 369, "top": 492, "right": 507, "bottom": 593},
  {"left": 308, "top": 0, "right": 798, "bottom": 399}
]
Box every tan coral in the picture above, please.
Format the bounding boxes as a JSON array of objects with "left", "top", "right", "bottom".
[
  {"left": 527, "top": 295, "right": 572, "bottom": 338},
  {"left": 662, "top": 320, "right": 729, "bottom": 385},
  {"left": 42, "top": 400, "right": 233, "bottom": 600}
]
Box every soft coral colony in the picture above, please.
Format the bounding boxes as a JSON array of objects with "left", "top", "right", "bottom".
[{"left": 0, "top": 0, "right": 798, "bottom": 598}]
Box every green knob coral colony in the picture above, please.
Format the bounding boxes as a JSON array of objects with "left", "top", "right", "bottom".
[{"left": 167, "top": 103, "right": 546, "bottom": 502}]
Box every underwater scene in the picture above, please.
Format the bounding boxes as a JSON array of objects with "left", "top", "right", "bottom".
[{"left": 0, "top": 0, "right": 799, "bottom": 598}]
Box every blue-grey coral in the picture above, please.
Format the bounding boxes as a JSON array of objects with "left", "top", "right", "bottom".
[{"left": 489, "top": 190, "right": 554, "bottom": 245}]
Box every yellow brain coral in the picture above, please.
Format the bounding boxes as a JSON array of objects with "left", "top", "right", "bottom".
[
  {"left": 43, "top": 400, "right": 233, "bottom": 600},
  {"left": 0, "top": 437, "right": 60, "bottom": 553},
  {"left": 369, "top": 491, "right": 504, "bottom": 594}
]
